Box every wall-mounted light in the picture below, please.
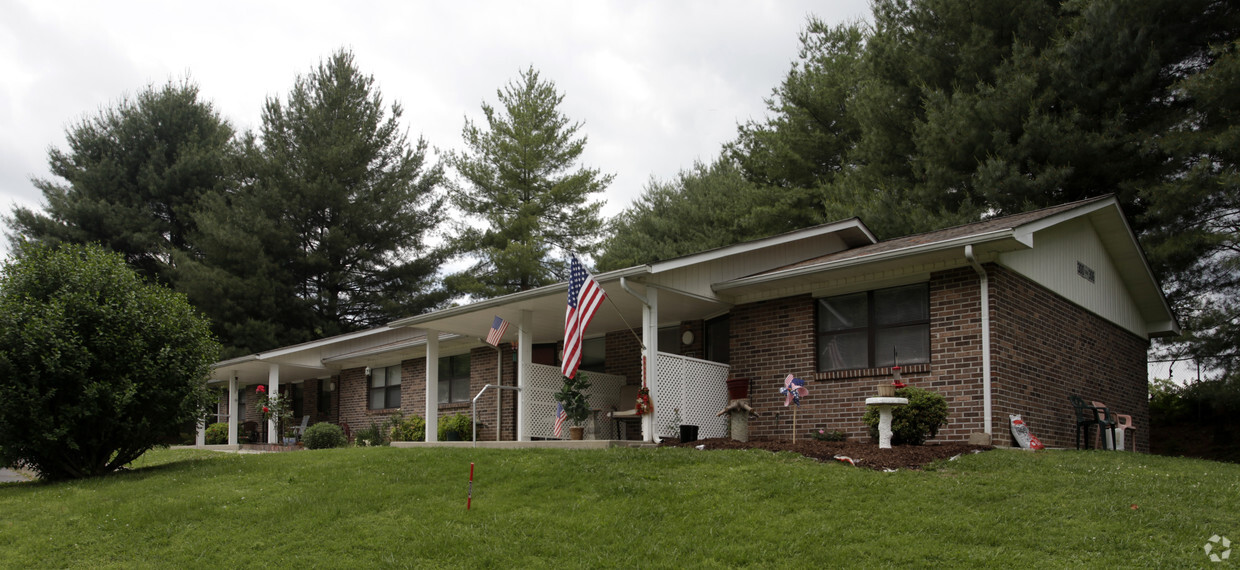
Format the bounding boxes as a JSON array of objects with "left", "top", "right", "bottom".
[
  {"left": 681, "top": 331, "right": 694, "bottom": 345},
  {"left": 364, "top": 366, "right": 372, "bottom": 378}
]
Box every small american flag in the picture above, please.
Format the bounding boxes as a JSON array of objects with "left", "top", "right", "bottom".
[
  {"left": 553, "top": 402, "right": 567, "bottom": 437},
  {"left": 562, "top": 255, "right": 606, "bottom": 379},
  {"left": 485, "top": 315, "right": 509, "bottom": 347}
]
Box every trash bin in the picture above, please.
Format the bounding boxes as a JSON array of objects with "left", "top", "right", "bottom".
[{"left": 679, "top": 425, "right": 698, "bottom": 443}]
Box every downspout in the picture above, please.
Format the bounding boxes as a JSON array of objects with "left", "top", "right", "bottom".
[
  {"left": 620, "top": 277, "right": 648, "bottom": 305},
  {"left": 965, "top": 245, "right": 993, "bottom": 437}
]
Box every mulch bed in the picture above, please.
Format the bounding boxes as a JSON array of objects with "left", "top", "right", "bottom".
[{"left": 660, "top": 437, "right": 993, "bottom": 471}]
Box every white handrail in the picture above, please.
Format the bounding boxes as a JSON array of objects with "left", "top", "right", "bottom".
[{"left": 472, "top": 384, "right": 522, "bottom": 447}]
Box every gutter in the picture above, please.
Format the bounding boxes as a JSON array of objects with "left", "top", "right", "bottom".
[{"left": 965, "top": 245, "right": 993, "bottom": 437}]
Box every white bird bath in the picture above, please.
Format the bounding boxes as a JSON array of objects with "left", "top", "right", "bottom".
[{"left": 865, "top": 397, "right": 909, "bottom": 449}]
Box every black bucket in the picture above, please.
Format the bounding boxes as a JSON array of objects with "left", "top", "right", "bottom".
[{"left": 679, "top": 425, "right": 699, "bottom": 443}]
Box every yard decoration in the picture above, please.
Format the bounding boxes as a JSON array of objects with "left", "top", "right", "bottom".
[
  {"left": 1009, "top": 414, "right": 1045, "bottom": 450},
  {"left": 553, "top": 372, "right": 592, "bottom": 440},
  {"left": 781, "top": 374, "right": 808, "bottom": 442}
]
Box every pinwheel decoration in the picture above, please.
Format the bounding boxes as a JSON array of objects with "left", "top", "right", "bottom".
[{"left": 781, "top": 374, "right": 808, "bottom": 442}]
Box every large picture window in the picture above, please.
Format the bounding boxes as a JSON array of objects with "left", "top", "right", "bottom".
[
  {"left": 438, "top": 355, "right": 471, "bottom": 404},
  {"left": 817, "top": 283, "right": 930, "bottom": 372},
  {"left": 369, "top": 365, "right": 401, "bottom": 410}
]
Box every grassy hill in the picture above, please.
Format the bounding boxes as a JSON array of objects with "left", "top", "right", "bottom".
[{"left": 1, "top": 446, "right": 1236, "bottom": 567}]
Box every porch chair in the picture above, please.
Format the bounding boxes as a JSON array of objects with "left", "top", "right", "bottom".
[
  {"left": 1091, "top": 401, "right": 1134, "bottom": 451},
  {"left": 241, "top": 421, "right": 259, "bottom": 443},
  {"left": 291, "top": 415, "right": 310, "bottom": 441},
  {"left": 609, "top": 385, "right": 643, "bottom": 441},
  {"left": 1069, "top": 395, "right": 1116, "bottom": 450}
]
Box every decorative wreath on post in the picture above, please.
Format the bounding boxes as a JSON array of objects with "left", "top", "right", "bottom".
[{"left": 634, "top": 386, "right": 653, "bottom": 416}]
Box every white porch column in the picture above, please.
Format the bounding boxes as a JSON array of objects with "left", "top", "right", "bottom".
[
  {"left": 267, "top": 363, "right": 279, "bottom": 444},
  {"left": 227, "top": 375, "right": 238, "bottom": 446},
  {"left": 425, "top": 329, "right": 439, "bottom": 442},
  {"left": 517, "top": 309, "right": 532, "bottom": 441},
  {"left": 195, "top": 419, "right": 206, "bottom": 446},
  {"left": 642, "top": 287, "right": 659, "bottom": 442}
]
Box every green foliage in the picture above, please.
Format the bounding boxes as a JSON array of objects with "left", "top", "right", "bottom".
[
  {"left": 811, "top": 429, "right": 847, "bottom": 442},
  {"left": 553, "top": 373, "right": 592, "bottom": 427},
  {"left": 176, "top": 49, "right": 448, "bottom": 355},
  {"left": 302, "top": 422, "right": 347, "bottom": 449},
  {"left": 863, "top": 386, "right": 950, "bottom": 445},
  {"left": 598, "top": 159, "right": 773, "bottom": 270},
  {"left": 205, "top": 423, "right": 229, "bottom": 445},
  {"left": 437, "top": 413, "right": 473, "bottom": 441},
  {"left": 0, "top": 243, "right": 219, "bottom": 480},
  {"left": 4, "top": 80, "right": 235, "bottom": 283},
  {"left": 353, "top": 422, "right": 388, "bottom": 447},
  {"left": 387, "top": 411, "right": 426, "bottom": 442},
  {"left": 448, "top": 66, "right": 611, "bottom": 296}
]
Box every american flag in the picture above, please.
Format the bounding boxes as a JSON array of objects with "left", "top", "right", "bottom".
[
  {"left": 485, "top": 315, "right": 509, "bottom": 347},
  {"left": 561, "top": 255, "right": 606, "bottom": 379},
  {"left": 553, "top": 402, "right": 567, "bottom": 437}
]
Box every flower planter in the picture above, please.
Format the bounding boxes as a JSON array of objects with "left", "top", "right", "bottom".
[
  {"left": 679, "top": 425, "right": 699, "bottom": 443},
  {"left": 569, "top": 426, "right": 584, "bottom": 440},
  {"left": 877, "top": 384, "right": 896, "bottom": 397},
  {"left": 726, "top": 378, "right": 749, "bottom": 400}
]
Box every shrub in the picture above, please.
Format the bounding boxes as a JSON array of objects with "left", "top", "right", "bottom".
[
  {"left": 0, "top": 243, "right": 219, "bottom": 480},
  {"left": 438, "top": 413, "right": 473, "bottom": 441},
  {"left": 863, "top": 386, "right": 949, "bottom": 445},
  {"left": 205, "top": 423, "right": 229, "bottom": 445},
  {"left": 302, "top": 422, "right": 346, "bottom": 449},
  {"left": 354, "top": 422, "right": 388, "bottom": 447},
  {"left": 811, "top": 428, "right": 847, "bottom": 442},
  {"left": 387, "top": 411, "right": 425, "bottom": 442}
]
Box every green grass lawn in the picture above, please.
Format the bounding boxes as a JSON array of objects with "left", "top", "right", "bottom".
[{"left": 1, "top": 446, "right": 1236, "bottom": 568}]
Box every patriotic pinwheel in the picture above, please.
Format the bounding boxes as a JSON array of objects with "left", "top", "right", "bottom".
[{"left": 780, "top": 373, "right": 808, "bottom": 442}]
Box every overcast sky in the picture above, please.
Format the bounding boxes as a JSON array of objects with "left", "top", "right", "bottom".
[{"left": 0, "top": 0, "right": 873, "bottom": 260}]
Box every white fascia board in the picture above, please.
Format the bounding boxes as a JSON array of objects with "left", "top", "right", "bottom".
[
  {"left": 715, "top": 229, "right": 1016, "bottom": 292},
  {"left": 388, "top": 265, "right": 650, "bottom": 328},
  {"left": 320, "top": 332, "right": 464, "bottom": 364},
  {"left": 1012, "top": 197, "right": 1117, "bottom": 246},
  {"left": 649, "top": 219, "right": 876, "bottom": 274},
  {"left": 256, "top": 326, "right": 398, "bottom": 360}
]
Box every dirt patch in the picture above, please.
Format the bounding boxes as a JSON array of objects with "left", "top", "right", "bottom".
[{"left": 661, "top": 437, "right": 992, "bottom": 471}]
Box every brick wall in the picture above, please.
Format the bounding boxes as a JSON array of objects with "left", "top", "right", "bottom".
[
  {"left": 724, "top": 264, "right": 1150, "bottom": 450},
  {"left": 989, "top": 266, "right": 1151, "bottom": 451},
  {"left": 605, "top": 331, "right": 643, "bottom": 385},
  {"left": 729, "top": 269, "right": 988, "bottom": 443},
  {"left": 460, "top": 345, "right": 518, "bottom": 441}
]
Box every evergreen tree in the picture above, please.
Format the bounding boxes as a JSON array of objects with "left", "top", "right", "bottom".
[
  {"left": 5, "top": 80, "right": 234, "bottom": 281},
  {"left": 598, "top": 159, "right": 767, "bottom": 271},
  {"left": 448, "top": 67, "right": 610, "bottom": 297},
  {"left": 177, "top": 50, "right": 447, "bottom": 355}
]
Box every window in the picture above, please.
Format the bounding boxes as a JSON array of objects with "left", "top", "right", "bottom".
[
  {"left": 579, "top": 337, "right": 606, "bottom": 373},
  {"left": 236, "top": 389, "right": 247, "bottom": 422},
  {"left": 369, "top": 365, "right": 401, "bottom": 410},
  {"left": 438, "top": 355, "right": 471, "bottom": 404},
  {"left": 317, "top": 378, "right": 331, "bottom": 414},
  {"left": 706, "top": 315, "right": 730, "bottom": 364},
  {"left": 291, "top": 384, "right": 304, "bottom": 418},
  {"left": 817, "top": 283, "right": 930, "bottom": 372}
]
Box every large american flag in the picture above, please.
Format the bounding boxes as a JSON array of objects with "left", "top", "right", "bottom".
[
  {"left": 553, "top": 402, "right": 567, "bottom": 437},
  {"left": 561, "top": 255, "right": 606, "bottom": 379}
]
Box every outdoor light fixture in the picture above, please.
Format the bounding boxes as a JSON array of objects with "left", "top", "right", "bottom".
[{"left": 682, "top": 331, "right": 694, "bottom": 345}]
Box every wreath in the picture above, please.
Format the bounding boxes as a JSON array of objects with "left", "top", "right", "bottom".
[{"left": 634, "top": 386, "right": 653, "bottom": 416}]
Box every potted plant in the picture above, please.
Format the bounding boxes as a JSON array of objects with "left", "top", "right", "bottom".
[
  {"left": 554, "top": 373, "right": 593, "bottom": 440},
  {"left": 726, "top": 377, "right": 749, "bottom": 400}
]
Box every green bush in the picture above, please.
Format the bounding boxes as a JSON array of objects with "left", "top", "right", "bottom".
[
  {"left": 354, "top": 422, "right": 388, "bottom": 447},
  {"left": 205, "top": 423, "right": 229, "bottom": 445},
  {"left": 438, "top": 413, "right": 473, "bottom": 441},
  {"left": 810, "top": 428, "right": 847, "bottom": 442},
  {"left": 388, "top": 411, "right": 425, "bottom": 442},
  {"left": 0, "top": 243, "right": 219, "bottom": 480},
  {"left": 302, "top": 422, "right": 346, "bottom": 449},
  {"left": 863, "top": 386, "right": 949, "bottom": 445}
]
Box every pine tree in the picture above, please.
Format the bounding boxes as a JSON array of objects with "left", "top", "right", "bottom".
[
  {"left": 5, "top": 80, "right": 234, "bottom": 281},
  {"left": 448, "top": 67, "right": 610, "bottom": 297},
  {"left": 177, "top": 50, "right": 447, "bottom": 355}
]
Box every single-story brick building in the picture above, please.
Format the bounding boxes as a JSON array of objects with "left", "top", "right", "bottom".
[{"left": 206, "top": 195, "right": 1177, "bottom": 451}]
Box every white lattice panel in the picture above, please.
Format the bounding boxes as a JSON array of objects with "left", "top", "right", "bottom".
[
  {"left": 655, "top": 353, "right": 730, "bottom": 440},
  {"left": 524, "top": 363, "right": 628, "bottom": 440}
]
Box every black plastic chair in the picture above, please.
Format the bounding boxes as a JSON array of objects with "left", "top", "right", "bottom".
[{"left": 1069, "top": 395, "right": 1116, "bottom": 450}]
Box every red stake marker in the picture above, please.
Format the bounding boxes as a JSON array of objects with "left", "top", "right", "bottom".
[{"left": 466, "top": 462, "right": 475, "bottom": 510}]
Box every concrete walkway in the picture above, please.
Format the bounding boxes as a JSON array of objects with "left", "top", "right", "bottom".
[{"left": 0, "top": 468, "right": 33, "bottom": 483}]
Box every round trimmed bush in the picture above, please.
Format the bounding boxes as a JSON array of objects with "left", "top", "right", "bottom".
[
  {"left": 863, "top": 385, "right": 949, "bottom": 445},
  {"left": 205, "top": 422, "right": 229, "bottom": 445},
  {"left": 389, "top": 413, "right": 425, "bottom": 442},
  {"left": 302, "top": 422, "right": 347, "bottom": 449}
]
